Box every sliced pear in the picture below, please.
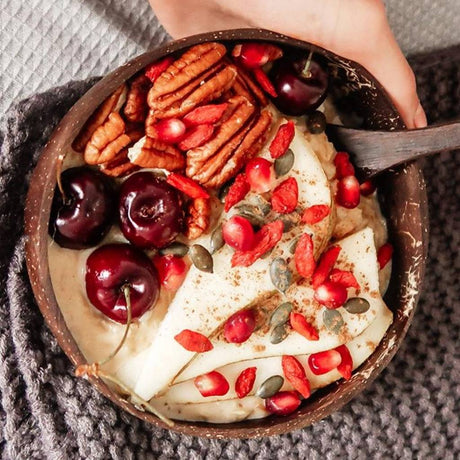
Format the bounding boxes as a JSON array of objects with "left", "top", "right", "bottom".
[
  {"left": 133, "top": 122, "right": 332, "bottom": 401},
  {"left": 176, "top": 227, "right": 382, "bottom": 383}
]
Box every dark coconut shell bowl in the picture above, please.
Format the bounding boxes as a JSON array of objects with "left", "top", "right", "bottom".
[{"left": 24, "top": 29, "right": 428, "bottom": 438}]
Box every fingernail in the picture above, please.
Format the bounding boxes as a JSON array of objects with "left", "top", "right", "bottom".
[{"left": 413, "top": 102, "right": 427, "bottom": 128}]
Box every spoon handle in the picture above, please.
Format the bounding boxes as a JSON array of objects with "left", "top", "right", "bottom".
[{"left": 327, "top": 119, "right": 460, "bottom": 178}]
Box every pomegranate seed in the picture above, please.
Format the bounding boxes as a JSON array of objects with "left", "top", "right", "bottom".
[
  {"left": 153, "top": 255, "right": 187, "bottom": 291},
  {"left": 265, "top": 391, "right": 301, "bottom": 415},
  {"left": 174, "top": 329, "right": 213, "bottom": 352},
  {"left": 224, "top": 309, "right": 256, "bottom": 343},
  {"left": 232, "top": 42, "right": 283, "bottom": 68},
  {"left": 335, "top": 345, "right": 353, "bottom": 380},
  {"left": 308, "top": 349, "right": 342, "bottom": 375},
  {"left": 144, "top": 56, "right": 174, "bottom": 82},
  {"left": 377, "top": 242, "right": 393, "bottom": 269},
  {"left": 194, "top": 371, "right": 229, "bottom": 397},
  {"left": 329, "top": 268, "right": 360, "bottom": 289},
  {"left": 152, "top": 118, "right": 186, "bottom": 144},
  {"left": 289, "top": 312, "right": 319, "bottom": 341},
  {"left": 245, "top": 157, "right": 275, "bottom": 193},
  {"left": 269, "top": 120, "right": 295, "bottom": 159},
  {"left": 301, "top": 204, "right": 331, "bottom": 225},
  {"left": 253, "top": 67, "right": 277, "bottom": 97},
  {"left": 312, "top": 246, "right": 341, "bottom": 289},
  {"left": 235, "top": 367, "right": 257, "bottom": 398},
  {"left": 222, "top": 216, "right": 255, "bottom": 251},
  {"left": 224, "top": 173, "right": 250, "bottom": 212},
  {"left": 281, "top": 355, "right": 311, "bottom": 398},
  {"left": 166, "top": 173, "right": 209, "bottom": 199},
  {"left": 271, "top": 177, "right": 298, "bottom": 214},
  {"left": 314, "top": 281, "right": 348, "bottom": 309},
  {"left": 294, "top": 233, "right": 316, "bottom": 279},
  {"left": 334, "top": 152, "right": 355, "bottom": 179},
  {"left": 336, "top": 175, "right": 360, "bottom": 209},
  {"left": 182, "top": 103, "right": 229, "bottom": 126},
  {"left": 178, "top": 124, "right": 214, "bottom": 150},
  {"left": 360, "top": 180, "right": 376, "bottom": 196}
]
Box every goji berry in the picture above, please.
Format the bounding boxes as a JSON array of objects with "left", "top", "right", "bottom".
[
  {"left": 329, "top": 268, "right": 360, "bottom": 289},
  {"left": 182, "top": 103, "right": 228, "bottom": 126},
  {"left": 294, "top": 233, "right": 316, "bottom": 279},
  {"left": 166, "top": 173, "right": 209, "bottom": 199},
  {"left": 281, "top": 355, "right": 311, "bottom": 398},
  {"left": 289, "top": 312, "right": 319, "bottom": 341},
  {"left": 235, "top": 367, "right": 257, "bottom": 398},
  {"left": 271, "top": 177, "right": 298, "bottom": 214},
  {"left": 301, "top": 204, "right": 331, "bottom": 225},
  {"left": 312, "top": 245, "right": 341, "bottom": 289},
  {"left": 269, "top": 120, "right": 295, "bottom": 159},
  {"left": 174, "top": 329, "right": 213, "bottom": 352},
  {"left": 253, "top": 67, "right": 277, "bottom": 97},
  {"left": 224, "top": 173, "right": 250, "bottom": 212},
  {"left": 145, "top": 56, "right": 174, "bottom": 82},
  {"left": 178, "top": 124, "right": 214, "bottom": 150}
]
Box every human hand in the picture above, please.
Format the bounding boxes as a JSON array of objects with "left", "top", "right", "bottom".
[{"left": 149, "top": 0, "right": 427, "bottom": 128}]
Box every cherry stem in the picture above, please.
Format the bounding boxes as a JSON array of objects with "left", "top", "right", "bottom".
[
  {"left": 56, "top": 153, "right": 68, "bottom": 203},
  {"left": 301, "top": 50, "right": 314, "bottom": 79}
]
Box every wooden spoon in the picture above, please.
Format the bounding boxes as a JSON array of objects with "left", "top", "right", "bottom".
[{"left": 326, "top": 119, "right": 460, "bottom": 179}]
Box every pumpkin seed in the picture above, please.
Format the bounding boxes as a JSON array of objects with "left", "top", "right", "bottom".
[
  {"left": 306, "top": 110, "right": 326, "bottom": 134},
  {"left": 323, "top": 309, "right": 344, "bottom": 335},
  {"left": 159, "top": 242, "right": 189, "bottom": 257},
  {"left": 236, "top": 204, "right": 266, "bottom": 227},
  {"left": 270, "top": 323, "right": 289, "bottom": 344},
  {"left": 344, "top": 297, "right": 370, "bottom": 314},
  {"left": 270, "top": 257, "right": 292, "bottom": 293},
  {"left": 274, "top": 148, "right": 295, "bottom": 177},
  {"left": 289, "top": 236, "right": 300, "bottom": 254},
  {"left": 189, "top": 244, "right": 213, "bottom": 273},
  {"left": 270, "top": 302, "right": 293, "bottom": 327},
  {"left": 260, "top": 248, "right": 274, "bottom": 259},
  {"left": 256, "top": 375, "right": 284, "bottom": 399},
  {"left": 218, "top": 181, "right": 232, "bottom": 203},
  {"left": 210, "top": 225, "right": 224, "bottom": 254}
]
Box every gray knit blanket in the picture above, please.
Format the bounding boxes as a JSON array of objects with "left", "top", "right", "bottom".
[{"left": 0, "top": 47, "right": 458, "bottom": 459}]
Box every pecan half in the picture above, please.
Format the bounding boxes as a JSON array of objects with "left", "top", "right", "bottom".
[
  {"left": 99, "top": 148, "right": 139, "bottom": 177},
  {"left": 124, "top": 74, "right": 151, "bottom": 123},
  {"left": 232, "top": 65, "right": 268, "bottom": 107},
  {"left": 128, "top": 136, "right": 185, "bottom": 170},
  {"left": 72, "top": 84, "right": 127, "bottom": 152},
  {"left": 84, "top": 112, "right": 131, "bottom": 165},
  {"left": 185, "top": 197, "right": 211, "bottom": 240}
]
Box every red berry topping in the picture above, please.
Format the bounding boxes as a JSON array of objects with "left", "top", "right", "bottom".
[
  {"left": 335, "top": 345, "right": 353, "bottom": 380},
  {"left": 253, "top": 67, "right": 277, "bottom": 97},
  {"left": 231, "top": 220, "right": 284, "bottom": 267},
  {"left": 144, "top": 56, "right": 174, "bottom": 82},
  {"left": 336, "top": 175, "right": 360, "bottom": 209},
  {"left": 222, "top": 216, "right": 255, "bottom": 251},
  {"left": 289, "top": 312, "right": 319, "bottom": 341},
  {"left": 166, "top": 172, "right": 209, "bottom": 199},
  {"left": 153, "top": 254, "right": 187, "bottom": 291},
  {"left": 312, "top": 245, "right": 341, "bottom": 289},
  {"left": 224, "top": 309, "right": 256, "bottom": 344},
  {"left": 269, "top": 120, "right": 296, "bottom": 159},
  {"left": 301, "top": 204, "right": 331, "bottom": 225},
  {"left": 182, "top": 103, "right": 229, "bottom": 126},
  {"left": 329, "top": 268, "right": 360, "bottom": 289},
  {"left": 377, "top": 242, "right": 393, "bottom": 269},
  {"left": 235, "top": 367, "right": 257, "bottom": 399},
  {"left": 178, "top": 124, "right": 214, "bottom": 150},
  {"left": 360, "top": 180, "right": 376, "bottom": 196},
  {"left": 152, "top": 118, "right": 186, "bottom": 144},
  {"left": 334, "top": 152, "right": 355, "bottom": 179},
  {"left": 308, "top": 349, "right": 342, "bottom": 375},
  {"left": 281, "top": 355, "right": 311, "bottom": 398},
  {"left": 232, "top": 42, "right": 283, "bottom": 68},
  {"left": 265, "top": 391, "right": 301, "bottom": 416},
  {"left": 294, "top": 233, "right": 316, "bottom": 279},
  {"left": 174, "top": 329, "right": 213, "bottom": 352},
  {"left": 245, "top": 157, "right": 275, "bottom": 193},
  {"left": 194, "top": 371, "right": 229, "bottom": 397},
  {"left": 314, "top": 281, "right": 348, "bottom": 309},
  {"left": 224, "top": 173, "right": 250, "bottom": 212},
  {"left": 271, "top": 177, "right": 298, "bottom": 214}
]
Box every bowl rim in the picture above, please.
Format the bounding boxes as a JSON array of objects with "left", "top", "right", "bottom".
[{"left": 24, "top": 28, "right": 428, "bottom": 438}]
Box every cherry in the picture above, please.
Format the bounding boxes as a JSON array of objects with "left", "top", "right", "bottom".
[
  {"left": 269, "top": 55, "right": 328, "bottom": 116},
  {"left": 222, "top": 216, "right": 255, "bottom": 251},
  {"left": 119, "top": 172, "right": 184, "bottom": 249},
  {"left": 49, "top": 167, "right": 115, "bottom": 249},
  {"left": 224, "top": 309, "right": 256, "bottom": 343},
  {"left": 85, "top": 243, "right": 160, "bottom": 323}
]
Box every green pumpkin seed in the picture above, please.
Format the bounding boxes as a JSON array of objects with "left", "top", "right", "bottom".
[
  {"left": 274, "top": 148, "right": 295, "bottom": 177},
  {"left": 260, "top": 248, "right": 274, "bottom": 259},
  {"left": 159, "top": 242, "right": 189, "bottom": 257},
  {"left": 236, "top": 204, "right": 266, "bottom": 227},
  {"left": 270, "top": 302, "right": 293, "bottom": 327},
  {"left": 218, "top": 182, "right": 232, "bottom": 203},
  {"left": 210, "top": 225, "right": 224, "bottom": 254},
  {"left": 289, "top": 236, "right": 300, "bottom": 254},
  {"left": 270, "top": 323, "right": 289, "bottom": 344},
  {"left": 344, "top": 297, "right": 370, "bottom": 314},
  {"left": 256, "top": 375, "right": 284, "bottom": 399},
  {"left": 280, "top": 212, "right": 300, "bottom": 233},
  {"left": 306, "top": 110, "right": 326, "bottom": 134},
  {"left": 323, "top": 309, "right": 345, "bottom": 335},
  {"left": 189, "top": 244, "right": 213, "bottom": 273},
  {"left": 270, "top": 258, "right": 292, "bottom": 293}
]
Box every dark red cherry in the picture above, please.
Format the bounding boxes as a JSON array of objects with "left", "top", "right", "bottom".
[
  {"left": 49, "top": 167, "right": 115, "bottom": 249},
  {"left": 119, "top": 172, "right": 184, "bottom": 249},
  {"left": 85, "top": 243, "right": 159, "bottom": 323},
  {"left": 269, "top": 56, "right": 328, "bottom": 116}
]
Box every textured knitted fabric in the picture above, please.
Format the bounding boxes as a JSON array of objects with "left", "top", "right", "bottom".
[{"left": 0, "top": 47, "right": 459, "bottom": 459}]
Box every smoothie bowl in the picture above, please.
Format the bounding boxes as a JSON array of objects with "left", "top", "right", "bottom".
[{"left": 25, "top": 29, "right": 428, "bottom": 437}]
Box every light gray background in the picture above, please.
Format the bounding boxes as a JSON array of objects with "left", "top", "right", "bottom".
[{"left": 1, "top": 0, "right": 459, "bottom": 116}]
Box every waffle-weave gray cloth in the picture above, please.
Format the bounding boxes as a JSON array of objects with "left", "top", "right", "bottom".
[{"left": 0, "top": 47, "right": 459, "bottom": 460}]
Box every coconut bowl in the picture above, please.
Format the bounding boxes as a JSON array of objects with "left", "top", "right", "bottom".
[{"left": 24, "top": 29, "right": 428, "bottom": 438}]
